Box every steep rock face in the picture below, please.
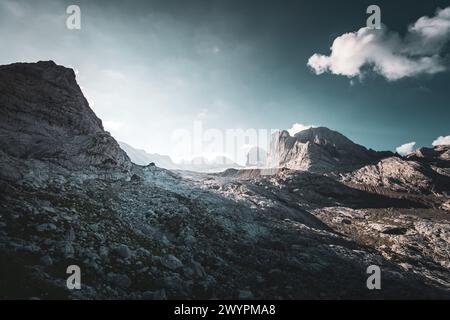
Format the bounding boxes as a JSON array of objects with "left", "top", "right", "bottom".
[
  {"left": 0, "top": 61, "right": 131, "bottom": 175},
  {"left": 343, "top": 156, "right": 450, "bottom": 195},
  {"left": 266, "top": 127, "right": 391, "bottom": 173}
]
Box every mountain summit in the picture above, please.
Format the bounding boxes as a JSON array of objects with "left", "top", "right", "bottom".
[
  {"left": 267, "top": 127, "right": 392, "bottom": 173},
  {"left": 0, "top": 61, "right": 131, "bottom": 177}
]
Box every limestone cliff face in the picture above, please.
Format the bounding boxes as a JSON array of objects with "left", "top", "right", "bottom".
[
  {"left": 267, "top": 127, "right": 392, "bottom": 173},
  {"left": 0, "top": 61, "right": 131, "bottom": 174}
]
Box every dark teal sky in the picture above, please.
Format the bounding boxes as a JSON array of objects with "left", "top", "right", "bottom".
[{"left": 0, "top": 0, "right": 449, "bottom": 160}]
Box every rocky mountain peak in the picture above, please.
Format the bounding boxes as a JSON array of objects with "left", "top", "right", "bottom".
[
  {"left": 0, "top": 61, "right": 130, "bottom": 176},
  {"left": 295, "top": 127, "right": 361, "bottom": 150},
  {"left": 267, "top": 126, "right": 391, "bottom": 173},
  {"left": 278, "top": 130, "right": 291, "bottom": 138}
]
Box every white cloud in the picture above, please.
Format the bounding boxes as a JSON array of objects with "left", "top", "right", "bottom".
[
  {"left": 287, "top": 123, "right": 317, "bottom": 136},
  {"left": 432, "top": 134, "right": 450, "bottom": 146},
  {"left": 408, "top": 7, "right": 450, "bottom": 50},
  {"left": 396, "top": 141, "right": 416, "bottom": 155},
  {"left": 308, "top": 7, "right": 450, "bottom": 81}
]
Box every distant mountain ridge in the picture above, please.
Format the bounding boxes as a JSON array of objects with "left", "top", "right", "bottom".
[
  {"left": 119, "top": 141, "right": 179, "bottom": 169},
  {"left": 179, "top": 155, "right": 242, "bottom": 172},
  {"left": 264, "top": 126, "right": 449, "bottom": 195},
  {"left": 119, "top": 142, "right": 242, "bottom": 172}
]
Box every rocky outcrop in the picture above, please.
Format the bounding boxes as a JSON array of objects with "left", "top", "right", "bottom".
[
  {"left": 408, "top": 145, "right": 450, "bottom": 163},
  {"left": 343, "top": 152, "right": 450, "bottom": 196},
  {"left": 266, "top": 127, "right": 392, "bottom": 173},
  {"left": 0, "top": 61, "right": 131, "bottom": 176},
  {"left": 407, "top": 146, "right": 450, "bottom": 176}
]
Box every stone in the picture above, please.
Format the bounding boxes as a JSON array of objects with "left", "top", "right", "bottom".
[
  {"left": 136, "top": 248, "right": 151, "bottom": 257},
  {"left": 161, "top": 254, "right": 183, "bottom": 270},
  {"left": 115, "top": 244, "right": 131, "bottom": 259}
]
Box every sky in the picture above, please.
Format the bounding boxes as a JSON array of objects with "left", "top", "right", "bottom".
[{"left": 1, "top": 0, "right": 449, "bottom": 163}]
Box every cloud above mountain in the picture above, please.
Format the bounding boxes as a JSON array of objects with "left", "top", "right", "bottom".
[
  {"left": 432, "top": 134, "right": 450, "bottom": 146},
  {"left": 288, "top": 123, "right": 317, "bottom": 136},
  {"left": 308, "top": 7, "right": 450, "bottom": 81},
  {"left": 396, "top": 141, "right": 416, "bottom": 155}
]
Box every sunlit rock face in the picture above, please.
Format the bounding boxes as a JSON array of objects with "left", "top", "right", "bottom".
[
  {"left": 266, "top": 127, "right": 392, "bottom": 173},
  {"left": 342, "top": 156, "right": 450, "bottom": 195}
]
